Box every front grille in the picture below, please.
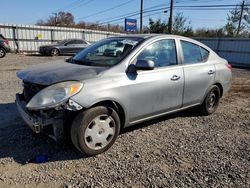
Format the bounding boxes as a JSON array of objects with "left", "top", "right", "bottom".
[{"left": 23, "top": 82, "right": 46, "bottom": 102}]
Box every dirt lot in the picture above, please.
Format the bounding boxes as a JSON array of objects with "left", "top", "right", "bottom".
[{"left": 0, "top": 54, "right": 249, "bottom": 188}]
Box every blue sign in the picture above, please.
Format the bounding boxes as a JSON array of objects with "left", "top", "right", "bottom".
[{"left": 125, "top": 18, "right": 137, "bottom": 32}]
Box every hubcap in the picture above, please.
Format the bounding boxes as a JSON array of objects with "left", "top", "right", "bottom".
[
  {"left": 84, "top": 115, "right": 115, "bottom": 150},
  {"left": 51, "top": 49, "right": 59, "bottom": 56},
  {"left": 0, "top": 49, "right": 4, "bottom": 57},
  {"left": 207, "top": 92, "right": 216, "bottom": 110}
]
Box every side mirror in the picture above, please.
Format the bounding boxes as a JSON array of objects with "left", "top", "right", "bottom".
[
  {"left": 135, "top": 59, "right": 154, "bottom": 70},
  {"left": 64, "top": 43, "right": 68, "bottom": 46}
]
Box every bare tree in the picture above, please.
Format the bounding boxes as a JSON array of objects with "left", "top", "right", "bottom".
[{"left": 36, "top": 11, "right": 75, "bottom": 27}]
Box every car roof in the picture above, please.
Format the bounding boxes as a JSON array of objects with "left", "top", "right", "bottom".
[
  {"left": 109, "top": 34, "right": 196, "bottom": 41},
  {"left": 108, "top": 34, "right": 215, "bottom": 54},
  {"left": 60, "top": 38, "right": 88, "bottom": 41}
]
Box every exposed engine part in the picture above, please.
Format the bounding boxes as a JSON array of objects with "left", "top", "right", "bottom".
[{"left": 67, "top": 99, "right": 83, "bottom": 111}]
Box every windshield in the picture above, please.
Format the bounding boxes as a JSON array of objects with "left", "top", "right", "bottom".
[{"left": 70, "top": 37, "right": 144, "bottom": 67}]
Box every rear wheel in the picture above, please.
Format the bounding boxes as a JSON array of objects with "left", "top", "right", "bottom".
[
  {"left": 71, "top": 106, "right": 120, "bottom": 156},
  {"left": 0, "top": 48, "right": 6, "bottom": 58},
  {"left": 200, "top": 85, "right": 221, "bottom": 115},
  {"left": 50, "top": 48, "right": 59, "bottom": 56}
]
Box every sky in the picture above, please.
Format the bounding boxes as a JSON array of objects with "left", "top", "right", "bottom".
[{"left": 0, "top": 0, "right": 244, "bottom": 29}]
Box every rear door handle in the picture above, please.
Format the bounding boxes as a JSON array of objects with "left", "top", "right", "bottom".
[
  {"left": 171, "top": 75, "right": 181, "bottom": 81},
  {"left": 208, "top": 70, "right": 215, "bottom": 75}
]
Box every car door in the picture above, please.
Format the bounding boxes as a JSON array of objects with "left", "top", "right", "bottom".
[
  {"left": 73, "top": 40, "right": 88, "bottom": 53},
  {"left": 63, "top": 40, "right": 77, "bottom": 54},
  {"left": 180, "top": 40, "right": 215, "bottom": 106},
  {"left": 127, "top": 39, "right": 184, "bottom": 123}
]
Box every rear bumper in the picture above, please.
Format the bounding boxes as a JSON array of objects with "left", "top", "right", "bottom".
[
  {"left": 15, "top": 94, "right": 64, "bottom": 140},
  {"left": 222, "top": 80, "right": 232, "bottom": 95},
  {"left": 1, "top": 45, "right": 11, "bottom": 53}
]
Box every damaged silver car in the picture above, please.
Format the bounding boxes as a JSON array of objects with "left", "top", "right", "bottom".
[{"left": 16, "top": 34, "right": 232, "bottom": 156}]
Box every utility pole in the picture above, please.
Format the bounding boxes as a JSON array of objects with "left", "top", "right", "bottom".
[
  {"left": 168, "top": 0, "right": 174, "bottom": 34},
  {"left": 236, "top": 0, "right": 245, "bottom": 37},
  {"left": 140, "top": 0, "right": 144, "bottom": 33}
]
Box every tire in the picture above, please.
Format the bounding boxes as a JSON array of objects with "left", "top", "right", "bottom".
[
  {"left": 200, "top": 85, "right": 221, "bottom": 115},
  {"left": 71, "top": 106, "right": 120, "bottom": 156},
  {"left": 0, "top": 48, "right": 6, "bottom": 58},
  {"left": 50, "top": 48, "right": 60, "bottom": 56}
]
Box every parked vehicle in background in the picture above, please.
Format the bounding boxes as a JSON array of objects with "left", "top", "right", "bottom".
[
  {"left": 16, "top": 34, "right": 232, "bottom": 156},
  {"left": 103, "top": 41, "right": 125, "bottom": 57},
  {"left": 39, "top": 39, "right": 90, "bottom": 56},
  {"left": 0, "top": 34, "right": 11, "bottom": 58}
]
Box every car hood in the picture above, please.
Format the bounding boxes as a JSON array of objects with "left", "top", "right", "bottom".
[{"left": 17, "top": 60, "right": 108, "bottom": 85}]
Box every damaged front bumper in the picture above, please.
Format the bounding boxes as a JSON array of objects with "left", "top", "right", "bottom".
[{"left": 16, "top": 94, "right": 65, "bottom": 141}]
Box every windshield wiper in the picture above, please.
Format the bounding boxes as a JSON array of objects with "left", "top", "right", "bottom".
[
  {"left": 70, "top": 58, "right": 113, "bottom": 67},
  {"left": 71, "top": 59, "right": 95, "bottom": 66}
]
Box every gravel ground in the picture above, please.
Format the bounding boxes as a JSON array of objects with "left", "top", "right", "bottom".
[{"left": 0, "top": 54, "right": 249, "bottom": 188}]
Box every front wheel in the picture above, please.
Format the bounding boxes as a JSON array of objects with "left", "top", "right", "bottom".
[
  {"left": 71, "top": 106, "right": 120, "bottom": 156},
  {"left": 0, "top": 48, "right": 6, "bottom": 58},
  {"left": 200, "top": 85, "right": 221, "bottom": 115}
]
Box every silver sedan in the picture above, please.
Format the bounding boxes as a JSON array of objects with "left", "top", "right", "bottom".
[{"left": 16, "top": 34, "right": 232, "bottom": 156}]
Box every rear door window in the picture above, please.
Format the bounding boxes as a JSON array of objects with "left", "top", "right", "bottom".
[
  {"left": 200, "top": 46, "right": 209, "bottom": 62},
  {"left": 181, "top": 40, "right": 209, "bottom": 64}
]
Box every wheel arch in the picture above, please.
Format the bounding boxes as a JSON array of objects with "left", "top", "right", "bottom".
[
  {"left": 0, "top": 47, "right": 6, "bottom": 52},
  {"left": 89, "top": 100, "right": 126, "bottom": 130},
  {"left": 202, "top": 83, "right": 223, "bottom": 104},
  {"left": 50, "top": 47, "right": 60, "bottom": 55},
  {"left": 214, "top": 82, "right": 223, "bottom": 97}
]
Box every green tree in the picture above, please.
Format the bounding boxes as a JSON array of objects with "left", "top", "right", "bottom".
[
  {"left": 224, "top": 1, "right": 250, "bottom": 37},
  {"left": 172, "top": 13, "right": 193, "bottom": 36},
  {"left": 148, "top": 13, "right": 193, "bottom": 36},
  {"left": 195, "top": 28, "right": 226, "bottom": 37},
  {"left": 148, "top": 18, "right": 168, "bottom": 34}
]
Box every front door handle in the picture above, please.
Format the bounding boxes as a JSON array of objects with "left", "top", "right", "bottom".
[
  {"left": 208, "top": 70, "right": 215, "bottom": 75},
  {"left": 171, "top": 75, "right": 181, "bottom": 81}
]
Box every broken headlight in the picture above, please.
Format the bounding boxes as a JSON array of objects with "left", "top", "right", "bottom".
[{"left": 26, "top": 81, "right": 83, "bottom": 110}]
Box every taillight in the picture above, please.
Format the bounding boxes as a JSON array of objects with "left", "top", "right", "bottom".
[
  {"left": 4, "top": 40, "right": 9, "bottom": 45},
  {"left": 226, "top": 64, "right": 232, "bottom": 71}
]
